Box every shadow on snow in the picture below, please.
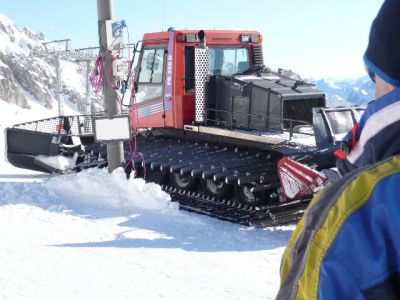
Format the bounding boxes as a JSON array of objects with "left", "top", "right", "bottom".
[{"left": 0, "top": 180, "right": 294, "bottom": 253}]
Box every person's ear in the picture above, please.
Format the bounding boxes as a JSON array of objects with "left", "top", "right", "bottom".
[{"left": 375, "top": 74, "right": 397, "bottom": 99}]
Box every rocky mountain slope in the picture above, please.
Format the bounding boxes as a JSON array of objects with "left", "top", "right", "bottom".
[{"left": 0, "top": 13, "right": 97, "bottom": 113}]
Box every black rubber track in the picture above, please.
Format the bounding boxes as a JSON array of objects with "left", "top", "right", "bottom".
[{"left": 74, "top": 134, "right": 310, "bottom": 227}]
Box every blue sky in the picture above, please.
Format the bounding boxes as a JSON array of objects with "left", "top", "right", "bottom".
[{"left": 0, "top": 0, "right": 383, "bottom": 79}]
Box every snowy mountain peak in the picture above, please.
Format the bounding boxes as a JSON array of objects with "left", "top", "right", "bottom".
[
  {"left": 276, "top": 68, "right": 374, "bottom": 107},
  {"left": 0, "top": 13, "right": 95, "bottom": 113},
  {"left": 0, "top": 12, "right": 19, "bottom": 28},
  {"left": 311, "top": 76, "right": 374, "bottom": 107},
  {"left": 0, "top": 13, "right": 44, "bottom": 56}
]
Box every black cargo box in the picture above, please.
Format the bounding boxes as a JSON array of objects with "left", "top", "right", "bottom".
[{"left": 206, "top": 73, "right": 326, "bottom": 132}]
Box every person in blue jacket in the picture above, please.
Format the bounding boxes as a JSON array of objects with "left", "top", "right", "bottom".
[{"left": 277, "top": 0, "right": 400, "bottom": 299}]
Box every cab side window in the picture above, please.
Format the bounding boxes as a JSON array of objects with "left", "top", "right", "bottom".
[
  {"left": 209, "top": 48, "right": 250, "bottom": 76},
  {"left": 136, "top": 48, "right": 165, "bottom": 103}
]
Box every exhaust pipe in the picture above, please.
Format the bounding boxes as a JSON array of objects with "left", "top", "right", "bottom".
[
  {"left": 194, "top": 30, "right": 210, "bottom": 123},
  {"left": 198, "top": 30, "right": 206, "bottom": 48}
]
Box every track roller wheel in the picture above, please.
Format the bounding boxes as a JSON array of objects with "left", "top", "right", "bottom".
[
  {"left": 170, "top": 172, "right": 197, "bottom": 191},
  {"left": 201, "top": 179, "right": 231, "bottom": 199},
  {"left": 145, "top": 168, "right": 169, "bottom": 185},
  {"left": 235, "top": 185, "right": 265, "bottom": 206}
]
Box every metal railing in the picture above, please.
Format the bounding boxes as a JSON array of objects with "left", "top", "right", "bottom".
[
  {"left": 205, "top": 108, "right": 314, "bottom": 140},
  {"left": 13, "top": 115, "right": 94, "bottom": 136}
]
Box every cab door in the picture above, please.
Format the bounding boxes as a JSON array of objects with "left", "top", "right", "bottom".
[{"left": 131, "top": 47, "right": 167, "bottom": 128}]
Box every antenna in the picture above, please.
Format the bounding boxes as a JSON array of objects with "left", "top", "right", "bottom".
[{"left": 161, "top": 0, "right": 166, "bottom": 32}]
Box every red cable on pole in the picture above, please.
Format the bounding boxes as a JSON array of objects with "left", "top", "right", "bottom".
[{"left": 90, "top": 22, "right": 146, "bottom": 179}]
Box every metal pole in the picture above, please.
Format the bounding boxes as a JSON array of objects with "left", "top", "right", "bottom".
[
  {"left": 55, "top": 54, "right": 64, "bottom": 116},
  {"left": 97, "top": 0, "right": 124, "bottom": 172},
  {"left": 85, "top": 60, "right": 91, "bottom": 115}
]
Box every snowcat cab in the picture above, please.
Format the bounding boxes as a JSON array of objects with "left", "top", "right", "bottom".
[{"left": 131, "top": 29, "right": 265, "bottom": 129}]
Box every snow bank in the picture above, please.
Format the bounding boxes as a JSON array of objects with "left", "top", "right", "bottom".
[
  {"left": 47, "top": 167, "right": 175, "bottom": 211},
  {"left": 0, "top": 167, "right": 176, "bottom": 214}
]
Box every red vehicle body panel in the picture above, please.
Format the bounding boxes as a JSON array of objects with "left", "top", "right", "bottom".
[{"left": 130, "top": 30, "right": 262, "bottom": 130}]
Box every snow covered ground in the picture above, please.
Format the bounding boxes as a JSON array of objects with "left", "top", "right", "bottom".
[{"left": 0, "top": 100, "right": 292, "bottom": 299}]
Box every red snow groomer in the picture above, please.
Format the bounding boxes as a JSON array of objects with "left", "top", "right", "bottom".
[{"left": 5, "top": 29, "right": 365, "bottom": 226}]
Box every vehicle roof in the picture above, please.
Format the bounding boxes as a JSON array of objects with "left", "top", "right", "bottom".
[{"left": 142, "top": 29, "right": 262, "bottom": 45}]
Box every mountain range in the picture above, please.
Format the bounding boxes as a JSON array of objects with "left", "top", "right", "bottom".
[
  {"left": 0, "top": 12, "right": 373, "bottom": 114},
  {"left": 311, "top": 76, "right": 374, "bottom": 107}
]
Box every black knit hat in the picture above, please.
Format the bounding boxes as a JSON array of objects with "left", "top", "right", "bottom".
[{"left": 364, "top": 0, "right": 400, "bottom": 87}]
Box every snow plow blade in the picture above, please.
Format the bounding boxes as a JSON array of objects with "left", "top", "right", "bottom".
[
  {"left": 5, "top": 115, "right": 93, "bottom": 173},
  {"left": 6, "top": 127, "right": 62, "bottom": 173}
]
